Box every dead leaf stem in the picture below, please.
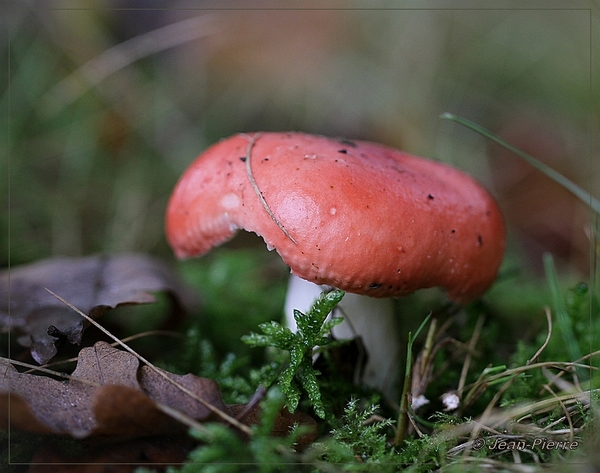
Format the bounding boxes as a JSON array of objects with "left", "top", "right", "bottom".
[
  {"left": 527, "top": 307, "right": 553, "bottom": 365},
  {"left": 457, "top": 314, "right": 485, "bottom": 397},
  {"left": 25, "top": 331, "right": 184, "bottom": 374},
  {"left": 2, "top": 357, "right": 99, "bottom": 386}
]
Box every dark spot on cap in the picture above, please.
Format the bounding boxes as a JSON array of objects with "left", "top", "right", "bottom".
[
  {"left": 477, "top": 234, "right": 483, "bottom": 246},
  {"left": 428, "top": 194, "right": 434, "bottom": 200},
  {"left": 338, "top": 149, "right": 348, "bottom": 154},
  {"left": 369, "top": 283, "right": 382, "bottom": 289},
  {"left": 239, "top": 157, "right": 247, "bottom": 162}
]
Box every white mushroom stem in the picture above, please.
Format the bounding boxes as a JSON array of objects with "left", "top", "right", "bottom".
[{"left": 284, "top": 274, "right": 402, "bottom": 400}]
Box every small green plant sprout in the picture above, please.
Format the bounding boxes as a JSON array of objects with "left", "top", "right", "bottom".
[
  {"left": 242, "top": 289, "right": 345, "bottom": 419},
  {"left": 172, "top": 388, "right": 310, "bottom": 473},
  {"left": 326, "top": 398, "right": 394, "bottom": 463}
]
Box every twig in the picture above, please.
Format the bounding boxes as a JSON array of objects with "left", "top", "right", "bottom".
[
  {"left": 1, "top": 357, "right": 97, "bottom": 386},
  {"left": 3, "top": 355, "right": 215, "bottom": 436},
  {"left": 21, "top": 330, "right": 183, "bottom": 374},
  {"left": 527, "top": 307, "right": 553, "bottom": 365},
  {"left": 233, "top": 385, "right": 267, "bottom": 422},
  {"left": 41, "top": 14, "right": 220, "bottom": 115},
  {"left": 394, "top": 312, "right": 431, "bottom": 446},
  {"left": 44, "top": 288, "right": 253, "bottom": 436},
  {"left": 457, "top": 314, "right": 485, "bottom": 397},
  {"left": 540, "top": 384, "right": 576, "bottom": 442}
]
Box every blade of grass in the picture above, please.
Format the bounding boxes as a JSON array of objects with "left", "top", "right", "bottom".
[
  {"left": 394, "top": 312, "right": 431, "bottom": 446},
  {"left": 543, "top": 253, "right": 583, "bottom": 365},
  {"left": 44, "top": 288, "right": 253, "bottom": 436},
  {"left": 440, "top": 113, "right": 600, "bottom": 214}
]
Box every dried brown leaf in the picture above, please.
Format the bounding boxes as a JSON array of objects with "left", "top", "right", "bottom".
[
  {"left": 91, "top": 385, "right": 184, "bottom": 437},
  {"left": 2, "top": 340, "right": 319, "bottom": 457},
  {"left": 0, "top": 253, "right": 196, "bottom": 363},
  {"left": 0, "top": 341, "right": 225, "bottom": 438},
  {"left": 139, "top": 365, "right": 225, "bottom": 421}
]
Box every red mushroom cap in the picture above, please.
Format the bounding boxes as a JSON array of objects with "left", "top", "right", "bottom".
[{"left": 166, "top": 132, "right": 505, "bottom": 303}]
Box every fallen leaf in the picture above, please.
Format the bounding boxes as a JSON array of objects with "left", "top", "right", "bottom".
[
  {"left": 91, "top": 385, "right": 187, "bottom": 437},
  {"left": 0, "top": 341, "right": 226, "bottom": 438},
  {"left": 1, "top": 341, "right": 319, "bottom": 463},
  {"left": 139, "top": 365, "right": 225, "bottom": 422},
  {"left": 0, "top": 253, "right": 196, "bottom": 363}
]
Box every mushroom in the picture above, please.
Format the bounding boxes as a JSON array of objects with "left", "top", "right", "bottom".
[{"left": 165, "top": 132, "right": 505, "bottom": 397}]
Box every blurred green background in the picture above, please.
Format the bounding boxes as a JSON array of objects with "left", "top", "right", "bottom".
[
  {"left": 2, "top": 7, "right": 600, "bottom": 467},
  {"left": 2, "top": 1, "right": 597, "bottom": 290}
]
